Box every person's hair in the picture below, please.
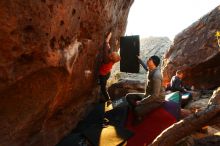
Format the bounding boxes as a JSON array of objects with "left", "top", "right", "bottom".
[
  {"left": 176, "top": 70, "right": 184, "bottom": 75},
  {"left": 109, "top": 52, "right": 120, "bottom": 63},
  {"left": 150, "top": 55, "right": 160, "bottom": 67}
]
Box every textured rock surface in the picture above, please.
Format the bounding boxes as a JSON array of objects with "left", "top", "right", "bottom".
[
  {"left": 108, "top": 79, "right": 145, "bottom": 99},
  {"left": 0, "top": 0, "right": 134, "bottom": 146},
  {"left": 140, "top": 37, "right": 172, "bottom": 61},
  {"left": 163, "top": 5, "right": 220, "bottom": 89}
]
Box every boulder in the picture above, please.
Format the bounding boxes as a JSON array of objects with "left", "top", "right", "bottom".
[
  {"left": 163, "top": 5, "right": 220, "bottom": 89},
  {"left": 0, "top": 1, "right": 134, "bottom": 146}
]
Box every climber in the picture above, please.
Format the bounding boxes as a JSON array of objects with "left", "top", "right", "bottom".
[{"left": 98, "top": 31, "right": 120, "bottom": 102}]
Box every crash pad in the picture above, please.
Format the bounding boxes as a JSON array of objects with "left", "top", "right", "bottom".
[
  {"left": 120, "top": 35, "right": 140, "bottom": 73},
  {"left": 126, "top": 107, "right": 176, "bottom": 146}
]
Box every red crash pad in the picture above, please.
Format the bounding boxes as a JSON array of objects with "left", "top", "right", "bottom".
[{"left": 126, "top": 107, "right": 176, "bottom": 146}]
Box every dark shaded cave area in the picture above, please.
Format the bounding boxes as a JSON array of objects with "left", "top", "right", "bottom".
[{"left": 185, "top": 53, "right": 220, "bottom": 90}]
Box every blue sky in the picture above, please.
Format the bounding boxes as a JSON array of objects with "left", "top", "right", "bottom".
[{"left": 126, "top": 0, "right": 220, "bottom": 40}]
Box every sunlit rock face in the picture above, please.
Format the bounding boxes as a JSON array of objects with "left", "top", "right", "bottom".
[
  {"left": 163, "top": 5, "right": 220, "bottom": 89},
  {"left": 0, "top": 0, "right": 134, "bottom": 146}
]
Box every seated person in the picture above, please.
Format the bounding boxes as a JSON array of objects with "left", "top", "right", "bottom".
[
  {"left": 126, "top": 55, "right": 165, "bottom": 124},
  {"left": 167, "top": 70, "right": 192, "bottom": 107},
  {"left": 168, "top": 70, "right": 187, "bottom": 92}
]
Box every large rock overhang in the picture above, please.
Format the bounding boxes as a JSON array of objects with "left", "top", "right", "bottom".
[{"left": 0, "top": 0, "right": 134, "bottom": 146}]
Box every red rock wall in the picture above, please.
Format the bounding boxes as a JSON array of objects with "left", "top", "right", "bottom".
[
  {"left": 0, "top": 0, "right": 134, "bottom": 146},
  {"left": 163, "top": 5, "right": 220, "bottom": 89}
]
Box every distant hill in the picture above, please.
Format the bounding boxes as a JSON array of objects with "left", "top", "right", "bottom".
[{"left": 140, "top": 36, "right": 172, "bottom": 61}]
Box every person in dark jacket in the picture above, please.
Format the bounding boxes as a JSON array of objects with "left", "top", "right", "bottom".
[
  {"left": 126, "top": 55, "right": 165, "bottom": 124},
  {"left": 170, "top": 70, "right": 186, "bottom": 93},
  {"left": 169, "top": 70, "right": 192, "bottom": 107}
]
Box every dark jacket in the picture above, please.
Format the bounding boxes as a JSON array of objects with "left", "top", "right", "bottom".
[{"left": 170, "top": 76, "right": 185, "bottom": 92}]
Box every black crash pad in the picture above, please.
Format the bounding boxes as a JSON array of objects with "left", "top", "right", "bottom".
[{"left": 120, "top": 35, "right": 140, "bottom": 73}]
